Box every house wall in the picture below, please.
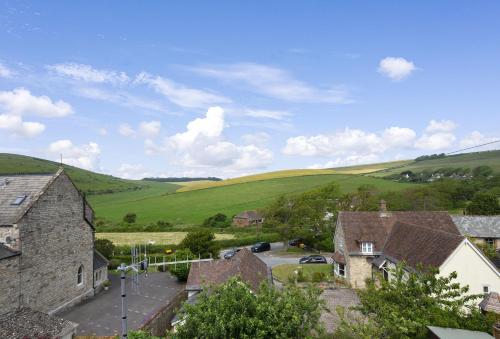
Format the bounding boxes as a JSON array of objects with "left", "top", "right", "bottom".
[
  {"left": 0, "top": 255, "right": 20, "bottom": 316},
  {"left": 18, "top": 172, "right": 94, "bottom": 315},
  {"left": 440, "top": 239, "right": 500, "bottom": 297},
  {"left": 471, "top": 237, "right": 500, "bottom": 250},
  {"left": 348, "top": 256, "right": 373, "bottom": 289}
]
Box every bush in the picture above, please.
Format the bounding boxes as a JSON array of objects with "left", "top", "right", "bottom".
[
  {"left": 202, "top": 213, "right": 231, "bottom": 228},
  {"left": 108, "top": 259, "right": 121, "bottom": 270},
  {"left": 170, "top": 263, "right": 191, "bottom": 282},
  {"left": 179, "top": 229, "right": 219, "bottom": 258},
  {"left": 311, "top": 272, "right": 326, "bottom": 283},
  {"left": 123, "top": 212, "right": 137, "bottom": 224},
  {"left": 94, "top": 238, "right": 115, "bottom": 260}
]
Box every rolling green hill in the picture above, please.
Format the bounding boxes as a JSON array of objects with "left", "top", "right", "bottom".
[
  {"left": 0, "top": 153, "right": 180, "bottom": 195},
  {"left": 88, "top": 174, "right": 419, "bottom": 225}
]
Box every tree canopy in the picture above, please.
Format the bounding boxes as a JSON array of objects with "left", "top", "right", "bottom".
[{"left": 178, "top": 229, "right": 220, "bottom": 258}]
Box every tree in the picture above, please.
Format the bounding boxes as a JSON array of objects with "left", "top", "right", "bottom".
[
  {"left": 179, "top": 229, "right": 219, "bottom": 258},
  {"left": 202, "top": 213, "right": 230, "bottom": 228},
  {"left": 466, "top": 192, "right": 500, "bottom": 215},
  {"left": 337, "top": 264, "right": 493, "bottom": 338},
  {"left": 175, "top": 277, "right": 324, "bottom": 339},
  {"left": 123, "top": 212, "right": 137, "bottom": 223},
  {"left": 94, "top": 238, "right": 115, "bottom": 260},
  {"left": 167, "top": 248, "right": 194, "bottom": 281}
]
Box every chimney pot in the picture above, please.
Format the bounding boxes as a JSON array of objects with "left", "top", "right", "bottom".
[{"left": 380, "top": 200, "right": 387, "bottom": 212}]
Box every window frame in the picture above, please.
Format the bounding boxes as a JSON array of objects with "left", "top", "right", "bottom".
[
  {"left": 483, "top": 285, "right": 490, "bottom": 294},
  {"left": 485, "top": 238, "right": 495, "bottom": 247},
  {"left": 77, "top": 265, "right": 84, "bottom": 286},
  {"left": 361, "top": 242, "right": 374, "bottom": 254},
  {"left": 336, "top": 263, "right": 345, "bottom": 277},
  {"left": 11, "top": 195, "right": 27, "bottom": 206}
]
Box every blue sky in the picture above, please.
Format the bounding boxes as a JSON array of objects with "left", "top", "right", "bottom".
[{"left": 1, "top": 1, "right": 499, "bottom": 178}]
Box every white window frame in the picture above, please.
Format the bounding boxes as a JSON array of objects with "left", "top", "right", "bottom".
[
  {"left": 361, "top": 242, "right": 374, "bottom": 254},
  {"left": 335, "top": 263, "right": 345, "bottom": 277}
]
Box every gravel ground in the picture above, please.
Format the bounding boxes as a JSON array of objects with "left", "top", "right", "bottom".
[{"left": 320, "top": 288, "right": 361, "bottom": 333}]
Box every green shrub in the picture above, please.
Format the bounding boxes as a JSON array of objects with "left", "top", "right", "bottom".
[
  {"left": 296, "top": 269, "right": 308, "bottom": 282},
  {"left": 94, "top": 238, "right": 115, "bottom": 260},
  {"left": 170, "top": 263, "right": 190, "bottom": 281},
  {"left": 123, "top": 212, "right": 137, "bottom": 224},
  {"left": 311, "top": 272, "right": 326, "bottom": 283},
  {"left": 108, "top": 259, "right": 121, "bottom": 270}
]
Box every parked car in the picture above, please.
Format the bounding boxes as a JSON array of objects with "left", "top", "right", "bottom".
[
  {"left": 299, "top": 255, "right": 327, "bottom": 264},
  {"left": 288, "top": 238, "right": 304, "bottom": 247},
  {"left": 223, "top": 248, "right": 241, "bottom": 259},
  {"left": 251, "top": 242, "right": 271, "bottom": 253}
]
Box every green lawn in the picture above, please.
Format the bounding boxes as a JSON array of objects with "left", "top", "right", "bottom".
[
  {"left": 272, "top": 264, "right": 333, "bottom": 283},
  {"left": 88, "top": 174, "right": 418, "bottom": 225}
]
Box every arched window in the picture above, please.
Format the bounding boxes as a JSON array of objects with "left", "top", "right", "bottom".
[{"left": 77, "top": 265, "right": 83, "bottom": 285}]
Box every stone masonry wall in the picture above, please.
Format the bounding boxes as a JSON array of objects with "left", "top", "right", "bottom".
[
  {"left": 348, "top": 256, "right": 373, "bottom": 289},
  {"left": 18, "top": 172, "right": 94, "bottom": 314},
  {"left": 0, "top": 255, "right": 20, "bottom": 316}
]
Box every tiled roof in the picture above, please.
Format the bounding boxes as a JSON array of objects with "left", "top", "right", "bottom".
[
  {"left": 0, "top": 243, "right": 20, "bottom": 260},
  {"left": 332, "top": 251, "right": 346, "bottom": 264},
  {"left": 0, "top": 308, "right": 78, "bottom": 339},
  {"left": 339, "top": 211, "right": 460, "bottom": 254},
  {"left": 93, "top": 249, "right": 109, "bottom": 270},
  {"left": 479, "top": 292, "right": 500, "bottom": 314},
  {"left": 234, "top": 210, "right": 263, "bottom": 221},
  {"left": 382, "top": 222, "right": 464, "bottom": 269},
  {"left": 0, "top": 172, "right": 59, "bottom": 226},
  {"left": 452, "top": 215, "right": 500, "bottom": 238},
  {"left": 186, "top": 248, "right": 270, "bottom": 292}
]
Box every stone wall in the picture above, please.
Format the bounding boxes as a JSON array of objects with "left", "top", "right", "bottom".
[
  {"left": 18, "top": 172, "right": 95, "bottom": 314},
  {"left": 141, "top": 289, "right": 188, "bottom": 337},
  {"left": 0, "top": 255, "right": 20, "bottom": 316},
  {"left": 348, "top": 256, "right": 373, "bottom": 289}
]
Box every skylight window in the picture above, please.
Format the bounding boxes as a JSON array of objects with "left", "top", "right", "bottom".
[{"left": 12, "top": 195, "right": 27, "bottom": 205}]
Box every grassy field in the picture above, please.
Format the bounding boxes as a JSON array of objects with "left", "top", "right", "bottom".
[
  {"left": 370, "top": 150, "right": 500, "bottom": 177},
  {"left": 88, "top": 174, "right": 418, "bottom": 225},
  {"left": 0, "top": 153, "right": 180, "bottom": 195},
  {"left": 272, "top": 264, "right": 332, "bottom": 283},
  {"left": 96, "top": 232, "right": 235, "bottom": 245}
]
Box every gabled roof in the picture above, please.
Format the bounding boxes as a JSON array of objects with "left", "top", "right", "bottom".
[
  {"left": 382, "top": 222, "right": 464, "bottom": 269},
  {"left": 234, "top": 210, "right": 263, "bottom": 221},
  {"left": 0, "top": 308, "right": 78, "bottom": 339},
  {"left": 93, "top": 250, "right": 109, "bottom": 270},
  {"left": 338, "top": 211, "right": 460, "bottom": 254},
  {"left": 0, "top": 243, "right": 20, "bottom": 260},
  {"left": 0, "top": 170, "right": 62, "bottom": 226},
  {"left": 452, "top": 215, "right": 500, "bottom": 238},
  {"left": 479, "top": 292, "right": 500, "bottom": 314},
  {"left": 186, "top": 248, "right": 270, "bottom": 292}
]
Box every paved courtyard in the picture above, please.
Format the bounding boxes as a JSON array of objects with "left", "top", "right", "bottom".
[
  {"left": 60, "top": 272, "right": 183, "bottom": 336},
  {"left": 320, "top": 288, "right": 361, "bottom": 333}
]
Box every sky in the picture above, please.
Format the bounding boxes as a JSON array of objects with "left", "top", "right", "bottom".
[{"left": 0, "top": 1, "right": 499, "bottom": 179}]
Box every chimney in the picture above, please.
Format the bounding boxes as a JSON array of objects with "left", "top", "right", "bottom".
[{"left": 379, "top": 200, "right": 390, "bottom": 218}]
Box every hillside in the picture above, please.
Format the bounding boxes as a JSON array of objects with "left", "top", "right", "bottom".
[
  {"left": 88, "top": 174, "right": 419, "bottom": 225},
  {"left": 0, "top": 153, "right": 180, "bottom": 195}
]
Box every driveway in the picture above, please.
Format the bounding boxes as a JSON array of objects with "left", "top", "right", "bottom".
[
  {"left": 60, "top": 272, "right": 183, "bottom": 336},
  {"left": 320, "top": 288, "right": 361, "bottom": 333}
]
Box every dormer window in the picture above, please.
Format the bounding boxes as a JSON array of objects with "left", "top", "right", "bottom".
[
  {"left": 361, "top": 242, "right": 374, "bottom": 254},
  {"left": 12, "top": 195, "right": 27, "bottom": 205}
]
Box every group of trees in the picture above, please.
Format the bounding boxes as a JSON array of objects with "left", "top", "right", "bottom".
[
  {"left": 202, "top": 213, "right": 232, "bottom": 228},
  {"left": 335, "top": 264, "right": 496, "bottom": 338}
]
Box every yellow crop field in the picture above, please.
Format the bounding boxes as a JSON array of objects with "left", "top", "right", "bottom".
[{"left": 96, "top": 232, "right": 235, "bottom": 245}]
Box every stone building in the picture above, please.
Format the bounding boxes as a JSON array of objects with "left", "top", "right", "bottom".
[
  {"left": 452, "top": 215, "right": 500, "bottom": 250},
  {"left": 232, "top": 210, "right": 265, "bottom": 227},
  {"left": 0, "top": 169, "right": 108, "bottom": 320}
]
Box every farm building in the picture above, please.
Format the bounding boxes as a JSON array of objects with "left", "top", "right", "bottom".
[
  {"left": 452, "top": 215, "right": 500, "bottom": 250},
  {"left": 332, "top": 201, "right": 500, "bottom": 301},
  {"left": 232, "top": 210, "right": 265, "bottom": 227},
  {"left": 0, "top": 169, "right": 108, "bottom": 336}
]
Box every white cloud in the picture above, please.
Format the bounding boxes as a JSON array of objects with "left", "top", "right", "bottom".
[
  {"left": 77, "top": 87, "right": 165, "bottom": 112},
  {"left": 167, "top": 106, "right": 273, "bottom": 171},
  {"left": 47, "top": 139, "right": 101, "bottom": 170},
  {"left": 116, "top": 163, "right": 151, "bottom": 180},
  {"left": 47, "top": 63, "right": 129, "bottom": 85},
  {"left": 139, "top": 121, "right": 161, "bottom": 137},
  {"left": 98, "top": 128, "right": 108, "bottom": 136},
  {"left": 459, "top": 131, "right": 499, "bottom": 149},
  {"left": 118, "top": 123, "right": 136, "bottom": 137},
  {"left": 415, "top": 119, "right": 457, "bottom": 150},
  {"left": 378, "top": 57, "right": 416, "bottom": 81},
  {"left": 242, "top": 109, "right": 291, "bottom": 120},
  {"left": 0, "top": 88, "right": 73, "bottom": 117},
  {"left": 382, "top": 126, "right": 417, "bottom": 147},
  {"left": 0, "top": 64, "right": 12, "bottom": 78},
  {"left": 308, "top": 154, "right": 380, "bottom": 169},
  {"left": 190, "top": 63, "right": 351, "bottom": 103},
  {"left": 136, "top": 72, "right": 231, "bottom": 109},
  {"left": 0, "top": 114, "right": 45, "bottom": 137}
]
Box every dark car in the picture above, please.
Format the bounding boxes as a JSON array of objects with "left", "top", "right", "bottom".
[
  {"left": 299, "top": 255, "right": 327, "bottom": 264},
  {"left": 251, "top": 242, "right": 271, "bottom": 253},
  {"left": 223, "top": 248, "right": 241, "bottom": 259},
  {"left": 288, "top": 238, "right": 304, "bottom": 247}
]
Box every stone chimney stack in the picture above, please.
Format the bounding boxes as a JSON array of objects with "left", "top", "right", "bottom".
[{"left": 379, "top": 200, "right": 390, "bottom": 218}]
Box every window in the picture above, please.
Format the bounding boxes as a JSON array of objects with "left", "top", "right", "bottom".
[
  {"left": 77, "top": 265, "right": 83, "bottom": 285},
  {"left": 12, "top": 195, "right": 27, "bottom": 205},
  {"left": 483, "top": 285, "right": 490, "bottom": 294},
  {"left": 336, "top": 263, "right": 345, "bottom": 277},
  {"left": 485, "top": 238, "right": 495, "bottom": 247},
  {"left": 361, "top": 242, "right": 374, "bottom": 254},
  {"left": 95, "top": 270, "right": 102, "bottom": 282}
]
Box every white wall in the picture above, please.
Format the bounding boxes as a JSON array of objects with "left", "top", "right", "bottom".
[{"left": 440, "top": 239, "right": 500, "bottom": 297}]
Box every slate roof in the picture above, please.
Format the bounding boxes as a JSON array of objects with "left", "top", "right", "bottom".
[
  {"left": 93, "top": 249, "right": 109, "bottom": 270},
  {"left": 452, "top": 215, "right": 500, "bottom": 238},
  {"left": 427, "top": 326, "right": 493, "bottom": 339},
  {"left": 382, "top": 222, "right": 464, "bottom": 269},
  {"left": 186, "top": 248, "right": 270, "bottom": 292},
  {"left": 0, "top": 243, "right": 20, "bottom": 260},
  {"left": 479, "top": 292, "right": 500, "bottom": 315},
  {"left": 0, "top": 308, "right": 78, "bottom": 339},
  {"left": 0, "top": 172, "right": 59, "bottom": 226},
  {"left": 234, "top": 210, "right": 263, "bottom": 221},
  {"left": 338, "top": 211, "right": 460, "bottom": 254}
]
